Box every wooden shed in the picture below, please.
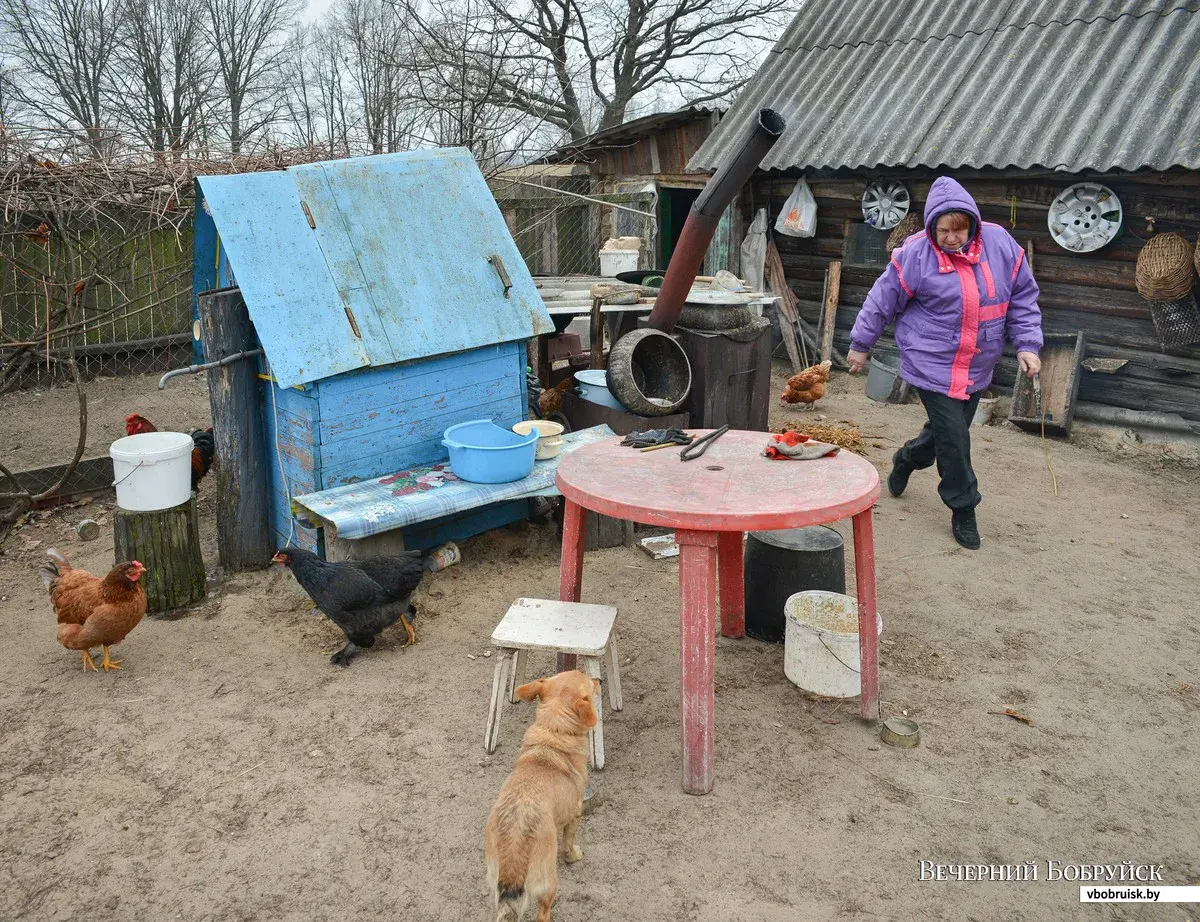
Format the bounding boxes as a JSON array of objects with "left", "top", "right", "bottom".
[
  {"left": 192, "top": 149, "right": 554, "bottom": 556},
  {"left": 688, "top": 0, "right": 1200, "bottom": 425},
  {"left": 494, "top": 107, "right": 738, "bottom": 278}
]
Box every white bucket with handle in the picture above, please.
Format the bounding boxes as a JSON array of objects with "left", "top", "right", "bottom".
[
  {"left": 109, "top": 432, "right": 193, "bottom": 511},
  {"left": 784, "top": 590, "right": 883, "bottom": 698}
]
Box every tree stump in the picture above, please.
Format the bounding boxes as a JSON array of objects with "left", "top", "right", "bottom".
[{"left": 114, "top": 497, "right": 206, "bottom": 615}]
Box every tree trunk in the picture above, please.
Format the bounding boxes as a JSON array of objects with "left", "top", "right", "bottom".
[
  {"left": 114, "top": 497, "right": 206, "bottom": 615},
  {"left": 198, "top": 287, "right": 274, "bottom": 571}
]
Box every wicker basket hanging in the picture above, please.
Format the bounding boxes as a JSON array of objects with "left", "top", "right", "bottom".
[
  {"left": 1135, "top": 233, "right": 1195, "bottom": 301},
  {"left": 1147, "top": 294, "right": 1200, "bottom": 352},
  {"left": 886, "top": 212, "right": 924, "bottom": 252},
  {"left": 1195, "top": 232, "right": 1200, "bottom": 276}
]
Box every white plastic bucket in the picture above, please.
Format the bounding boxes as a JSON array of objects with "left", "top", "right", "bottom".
[
  {"left": 109, "top": 432, "right": 194, "bottom": 512},
  {"left": 972, "top": 391, "right": 999, "bottom": 427},
  {"left": 599, "top": 249, "right": 639, "bottom": 277},
  {"left": 784, "top": 590, "right": 883, "bottom": 698}
]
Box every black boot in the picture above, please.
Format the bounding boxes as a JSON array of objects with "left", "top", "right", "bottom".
[
  {"left": 951, "top": 509, "right": 981, "bottom": 550},
  {"left": 888, "top": 451, "right": 913, "bottom": 498}
]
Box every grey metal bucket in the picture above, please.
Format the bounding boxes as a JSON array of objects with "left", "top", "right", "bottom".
[{"left": 865, "top": 356, "right": 905, "bottom": 404}]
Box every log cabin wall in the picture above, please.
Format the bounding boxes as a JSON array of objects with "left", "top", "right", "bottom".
[{"left": 747, "top": 169, "right": 1200, "bottom": 421}]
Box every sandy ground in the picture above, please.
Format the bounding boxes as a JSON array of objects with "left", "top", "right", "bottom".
[{"left": 1, "top": 365, "right": 1198, "bottom": 922}]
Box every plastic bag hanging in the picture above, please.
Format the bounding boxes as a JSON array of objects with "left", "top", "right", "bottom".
[
  {"left": 740, "top": 208, "right": 769, "bottom": 294},
  {"left": 775, "top": 178, "right": 818, "bottom": 238}
]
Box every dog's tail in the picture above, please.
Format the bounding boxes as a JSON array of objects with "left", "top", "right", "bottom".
[{"left": 493, "top": 884, "right": 523, "bottom": 922}]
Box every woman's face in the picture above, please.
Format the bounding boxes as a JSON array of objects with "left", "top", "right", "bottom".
[{"left": 935, "top": 214, "right": 969, "bottom": 252}]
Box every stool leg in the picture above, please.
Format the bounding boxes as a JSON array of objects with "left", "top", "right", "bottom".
[
  {"left": 583, "top": 656, "right": 604, "bottom": 770},
  {"left": 605, "top": 641, "right": 624, "bottom": 712},
  {"left": 852, "top": 507, "right": 880, "bottom": 722},
  {"left": 485, "top": 651, "right": 511, "bottom": 753},
  {"left": 508, "top": 648, "right": 528, "bottom": 704},
  {"left": 717, "top": 531, "right": 745, "bottom": 638},
  {"left": 558, "top": 499, "right": 587, "bottom": 672}
]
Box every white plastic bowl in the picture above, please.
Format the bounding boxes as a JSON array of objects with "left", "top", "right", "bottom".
[{"left": 513, "top": 420, "right": 565, "bottom": 460}]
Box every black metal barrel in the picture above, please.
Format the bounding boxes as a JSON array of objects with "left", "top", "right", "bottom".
[{"left": 743, "top": 526, "right": 846, "bottom": 643}]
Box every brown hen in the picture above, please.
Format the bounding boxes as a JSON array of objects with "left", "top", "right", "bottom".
[
  {"left": 780, "top": 360, "right": 832, "bottom": 409},
  {"left": 40, "top": 549, "right": 147, "bottom": 672}
]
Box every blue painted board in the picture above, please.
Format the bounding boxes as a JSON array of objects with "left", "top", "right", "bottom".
[
  {"left": 199, "top": 150, "right": 553, "bottom": 388},
  {"left": 198, "top": 171, "right": 371, "bottom": 387},
  {"left": 401, "top": 500, "right": 529, "bottom": 551}
]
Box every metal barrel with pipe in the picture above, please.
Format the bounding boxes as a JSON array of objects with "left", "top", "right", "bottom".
[
  {"left": 646, "top": 108, "right": 787, "bottom": 333},
  {"left": 606, "top": 108, "right": 787, "bottom": 421}
]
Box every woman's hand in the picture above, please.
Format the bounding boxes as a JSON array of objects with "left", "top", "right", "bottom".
[
  {"left": 847, "top": 350, "right": 869, "bottom": 374},
  {"left": 1017, "top": 351, "right": 1041, "bottom": 379}
]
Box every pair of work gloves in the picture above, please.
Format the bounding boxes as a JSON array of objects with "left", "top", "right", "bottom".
[
  {"left": 621, "top": 428, "right": 693, "bottom": 449},
  {"left": 765, "top": 431, "right": 840, "bottom": 460}
]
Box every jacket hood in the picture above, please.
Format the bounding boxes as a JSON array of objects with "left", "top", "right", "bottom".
[{"left": 924, "top": 177, "right": 981, "bottom": 240}]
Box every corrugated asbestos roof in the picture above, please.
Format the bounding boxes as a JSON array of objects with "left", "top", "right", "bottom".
[
  {"left": 689, "top": 0, "right": 1200, "bottom": 174},
  {"left": 197, "top": 149, "right": 553, "bottom": 389}
]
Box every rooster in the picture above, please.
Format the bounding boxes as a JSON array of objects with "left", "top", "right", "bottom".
[
  {"left": 125, "top": 413, "right": 215, "bottom": 491},
  {"left": 41, "top": 549, "right": 147, "bottom": 672},
  {"left": 780, "top": 360, "right": 832, "bottom": 410}
]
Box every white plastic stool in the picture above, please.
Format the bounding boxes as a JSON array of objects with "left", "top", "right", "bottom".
[{"left": 485, "top": 598, "right": 623, "bottom": 769}]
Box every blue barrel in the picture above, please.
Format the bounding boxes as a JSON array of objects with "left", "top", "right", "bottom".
[{"left": 743, "top": 526, "right": 846, "bottom": 643}]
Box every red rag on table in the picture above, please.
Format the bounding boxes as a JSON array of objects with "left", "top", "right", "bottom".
[{"left": 765, "top": 431, "right": 810, "bottom": 459}]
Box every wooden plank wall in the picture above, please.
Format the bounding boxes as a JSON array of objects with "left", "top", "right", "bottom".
[
  {"left": 748, "top": 169, "right": 1200, "bottom": 420},
  {"left": 259, "top": 342, "right": 528, "bottom": 552}
]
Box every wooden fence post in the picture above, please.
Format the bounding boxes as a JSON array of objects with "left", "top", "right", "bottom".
[{"left": 198, "top": 287, "right": 274, "bottom": 570}]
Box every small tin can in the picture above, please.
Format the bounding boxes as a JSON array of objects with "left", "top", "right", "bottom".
[
  {"left": 76, "top": 519, "right": 101, "bottom": 541},
  {"left": 880, "top": 716, "right": 920, "bottom": 748},
  {"left": 424, "top": 542, "right": 461, "bottom": 572}
]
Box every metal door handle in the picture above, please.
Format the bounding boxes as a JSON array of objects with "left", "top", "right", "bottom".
[{"left": 488, "top": 255, "right": 512, "bottom": 298}]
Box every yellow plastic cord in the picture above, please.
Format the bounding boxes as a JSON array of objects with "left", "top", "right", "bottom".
[{"left": 1034, "top": 376, "right": 1059, "bottom": 496}]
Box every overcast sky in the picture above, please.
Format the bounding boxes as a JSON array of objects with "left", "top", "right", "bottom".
[{"left": 303, "top": 0, "right": 335, "bottom": 20}]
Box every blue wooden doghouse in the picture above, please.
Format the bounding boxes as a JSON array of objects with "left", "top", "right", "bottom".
[{"left": 192, "top": 149, "right": 555, "bottom": 556}]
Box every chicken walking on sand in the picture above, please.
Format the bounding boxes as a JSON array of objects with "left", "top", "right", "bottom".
[
  {"left": 40, "top": 549, "right": 147, "bottom": 672},
  {"left": 780, "top": 360, "right": 832, "bottom": 410},
  {"left": 272, "top": 548, "right": 425, "bottom": 666}
]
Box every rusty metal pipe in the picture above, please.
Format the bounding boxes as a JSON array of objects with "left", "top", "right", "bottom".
[{"left": 647, "top": 108, "right": 786, "bottom": 333}]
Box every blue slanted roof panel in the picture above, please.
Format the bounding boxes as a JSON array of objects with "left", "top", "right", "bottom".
[{"left": 198, "top": 148, "right": 553, "bottom": 388}]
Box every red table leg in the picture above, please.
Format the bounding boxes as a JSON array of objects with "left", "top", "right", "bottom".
[
  {"left": 717, "top": 531, "right": 745, "bottom": 639},
  {"left": 557, "top": 499, "right": 587, "bottom": 672},
  {"left": 852, "top": 507, "right": 880, "bottom": 721},
  {"left": 676, "top": 529, "right": 718, "bottom": 795}
]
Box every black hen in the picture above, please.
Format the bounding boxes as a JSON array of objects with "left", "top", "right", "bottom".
[{"left": 272, "top": 548, "right": 425, "bottom": 666}]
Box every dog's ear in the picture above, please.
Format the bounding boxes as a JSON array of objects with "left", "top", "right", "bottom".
[
  {"left": 515, "top": 679, "right": 545, "bottom": 702},
  {"left": 591, "top": 678, "right": 601, "bottom": 696},
  {"left": 573, "top": 694, "right": 598, "bottom": 728}
]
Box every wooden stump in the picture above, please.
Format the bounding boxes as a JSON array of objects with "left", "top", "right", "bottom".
[{"left": 114, "top": 497, "right": 206, "bottom": 615}]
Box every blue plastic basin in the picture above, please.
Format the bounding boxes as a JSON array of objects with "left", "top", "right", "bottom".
[{"left": 441, "top": 420, "right": 538, "bottom": 484}]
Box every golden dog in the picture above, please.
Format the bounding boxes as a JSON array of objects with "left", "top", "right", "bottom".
[{"left": 484, "top": 669, "right": 599, "bottom": 922}]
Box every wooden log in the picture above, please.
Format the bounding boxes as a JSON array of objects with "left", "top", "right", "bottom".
[
  {"left": 590, "top": 297, "right": 605, "bottom": 369},
  {"left": 114, "top": 497, "right": 205, "bottom": 615},
  {"left": 764, "top": 239, "right": 805, "bottom": 371},
  {"left": 820, "top": 260, "right": 841, "bottom": 363},
  {"left": 198, "top": 287, "right": 274, "bottom": 571}
]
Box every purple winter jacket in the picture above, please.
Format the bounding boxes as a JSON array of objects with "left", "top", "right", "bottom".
[{"left": 849, "top": 178, "right": 1044, "bottom": 399}]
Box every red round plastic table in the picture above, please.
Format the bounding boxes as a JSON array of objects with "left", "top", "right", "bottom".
[{"left": 555, "top": 429, "right": 882, "bottom": 795}]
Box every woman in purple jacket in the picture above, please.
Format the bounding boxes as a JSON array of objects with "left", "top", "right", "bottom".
[{"left": 847, "top": 178, "right": 1043, "bottom": 549}]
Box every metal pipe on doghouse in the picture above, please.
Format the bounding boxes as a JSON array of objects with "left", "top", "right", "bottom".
[
  {"left": 646, "top": 108, "right": 786, "bottom": 334},
  {"left": 157, "top": 347, "right": 264, "bottom": 389}
]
